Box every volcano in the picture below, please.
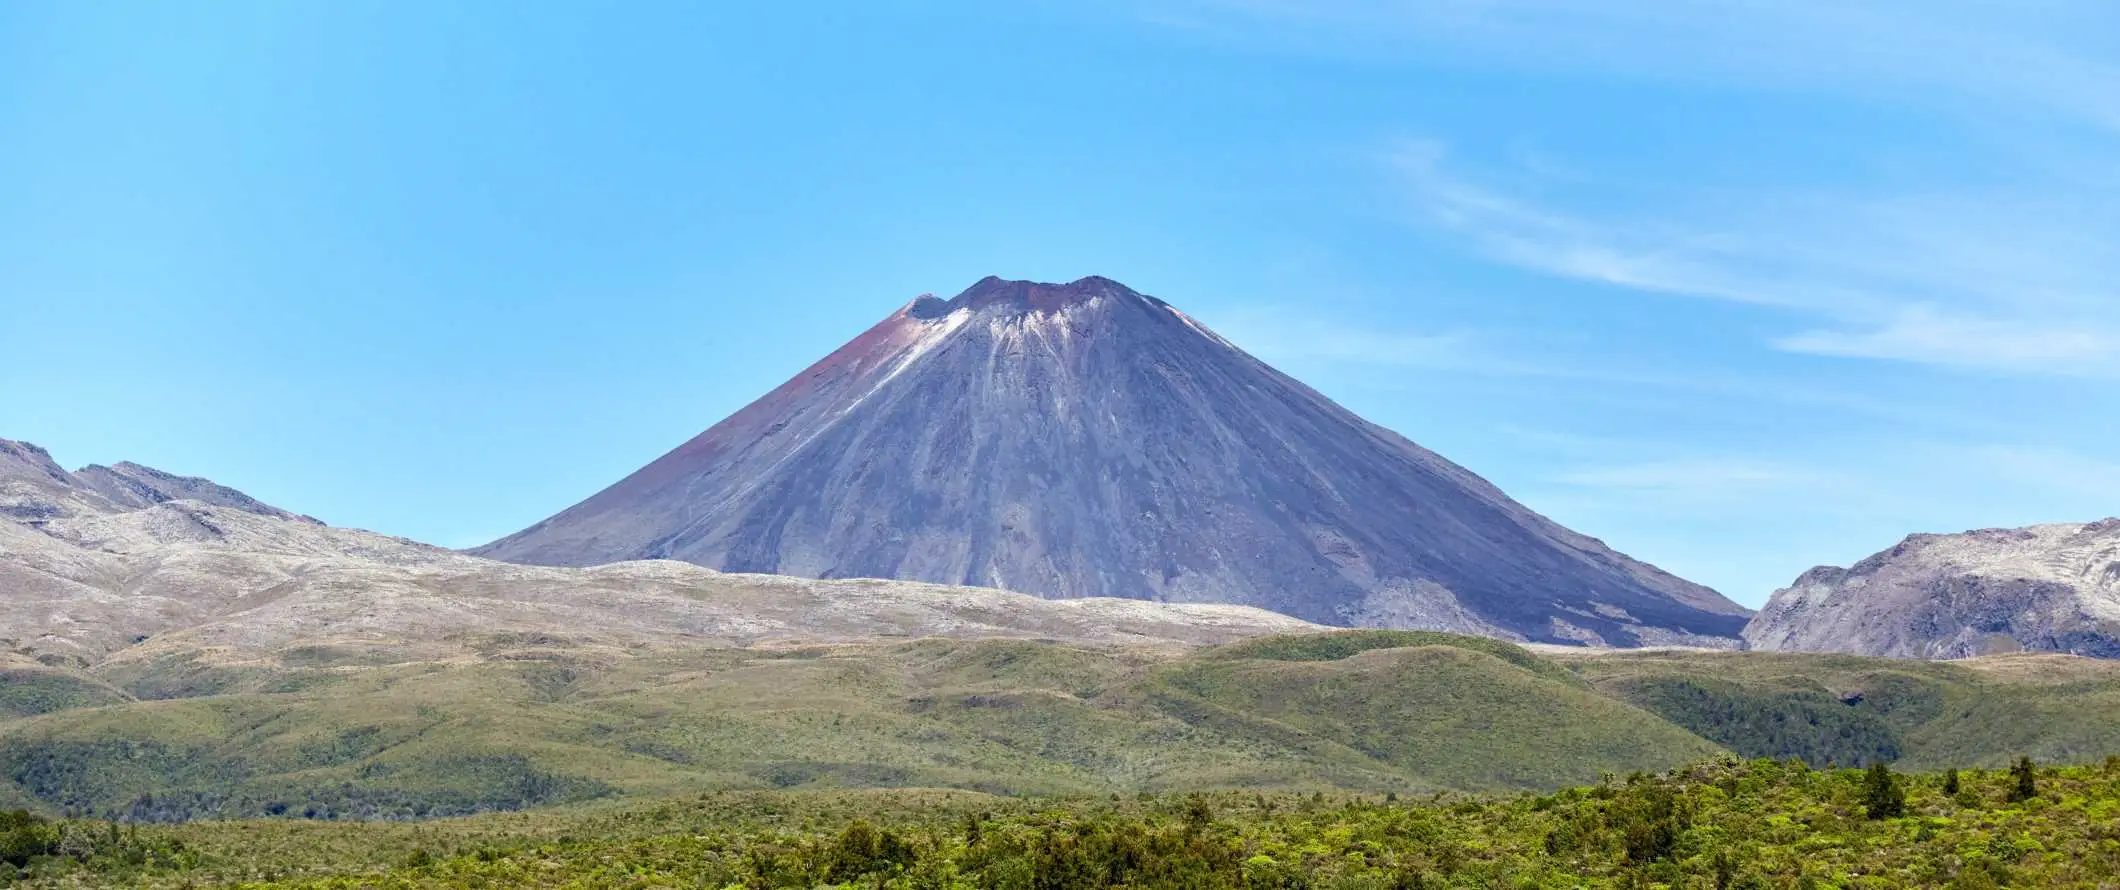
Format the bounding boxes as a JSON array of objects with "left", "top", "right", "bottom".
[{"left": 477, "top": 276, "right": 1750, "bottom": 646}]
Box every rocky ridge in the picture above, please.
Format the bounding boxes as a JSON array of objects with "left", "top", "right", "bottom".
[
  {"left": 0, "top": 438, "right": 1319, "bottom": 668},
  {"left": 1744, "top": 520, "right": 2120, "bottom": 659},
  {"left": 0, "top": 438, "right": 313, "bottom": 524}
]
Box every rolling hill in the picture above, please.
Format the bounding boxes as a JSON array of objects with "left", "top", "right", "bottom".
[{"left": 7, "top": 631, "right": 2120, "bottom": 823}]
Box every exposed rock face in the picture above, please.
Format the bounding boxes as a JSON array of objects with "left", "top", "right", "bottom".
[
  {"left": 477, "top": 276, "right": 1751, "bottom": 647},
  {"left": 0, "top": 440, "right": 76, "bottom": 488},
  {"left": 1, "top": 439, "right": 114, "bottom": 521},
  {"left": 1745, "top": 520, "right": 2120, "bottom": 659},
  {"left": 74, "top": 462, "right": 321, "bottom": 524},
  {"left": 0, "top": 438, "right": 311, "bottom": 524}
]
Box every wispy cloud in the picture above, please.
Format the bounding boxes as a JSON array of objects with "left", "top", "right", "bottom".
[
  {"left": 1135, "top": 0, "right": 2120, "bottom": 377},
  {"left": 1385, "top": 142, "right": 2120, "bottom": 376},
  {"left": 1203, "top": 300, "right": 2004, "bottom": 431},
  {"left": 1775, "top": 307, "right": 2120, "bottom": 375},
  {"left": 1386, "top": 141, "right": 1885, "bottom": 316},
  {"left": 1552, "top": 457, "right": 1830, "bottom": 496}
]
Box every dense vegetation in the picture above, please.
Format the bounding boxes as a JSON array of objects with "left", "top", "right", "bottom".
[
  {"left": 1571, "top": 650, "right": 2120, "bottom": 772},
  {"left": 0, "top": 668, "right": 130, "bottom": 720},
  {"left": 1603, "top": 676, "right": 1904, "bottom": 767},
  {"left": 7, "top": 758, "right": 2120, "bottom": 888}
]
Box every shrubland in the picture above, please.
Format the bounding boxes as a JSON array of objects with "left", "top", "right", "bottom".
[{"left": 7, "top": 758, "right": 2120, "bottom": 888}]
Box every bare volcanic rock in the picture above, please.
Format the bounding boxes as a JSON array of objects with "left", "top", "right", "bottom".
[
  {"left": 0, "top": 437, "right": 312, "bottom": 525},
  {"left": 478, "top": 276, "right": 1750, "bottom": 647},
  {"left": 1745, "top": 520, "right": 2120, "bottom": 659},
  {"left": 0, "top": 439, "right": 119, "bottom": 521},
  {"left": 74, "top": 461, "right": 321, "bottom": 524},
  {"left": 0, "top": 439, "right": 77, "bottom": 488}
]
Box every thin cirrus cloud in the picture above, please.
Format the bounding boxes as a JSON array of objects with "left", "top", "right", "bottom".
[
  {"left": 1774, "top": 306, "right": 2120, "bottom": 374},
  {"left": 1205, "top": 299, "right": 2011, "bottom": 434},
  {"left": 1138, "top": 0, "right": 2120, "bottom": 377},
  {"left": 1386, "top": 143, "right": 2120, "bottom": 376},
  {"left": 1551, "top": 457, "right": 1828, "bottom": 497}
]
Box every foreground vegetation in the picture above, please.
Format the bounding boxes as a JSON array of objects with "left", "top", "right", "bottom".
[
  {"left": 8, "top": 757, "right": 2120, "bottom": 888},
  {"left": 7, "top": 633, "right": 2120, "bottom": 821}
]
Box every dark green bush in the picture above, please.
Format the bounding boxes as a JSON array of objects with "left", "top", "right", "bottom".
[
  {"left": 0, "top": 809, "right": 58, "bottom": 867},
  {"left": 1863, "top": 762, "right": 1906, "bottom": 819}
]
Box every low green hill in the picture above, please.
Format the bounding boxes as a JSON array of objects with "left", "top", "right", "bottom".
[
  {"left": 1149, "top": 642, "right": 1721, "bottom": 790},
  {"left": 6, "top": 634, "right": 2120, "bottom": 822},
  {"left": 0, "top": 665, "right": 131, "bottom": 719},
  {"left": 1561, "top": 649, "right": 2120, "bottom": 769},
  {"left": 0, "top": 634, "right": 1712, "bottom": 819}
]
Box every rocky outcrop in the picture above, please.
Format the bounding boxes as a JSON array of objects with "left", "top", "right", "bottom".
[
  {"left": 1744, "top": 520, "right": 2120, "bottom": 659},
  {"left": 0, "top": 438, "right": 312, "bottom": 524},
  {"left": 477, "top": 276, "right": 1752, "bottom": 647},
  {"left": 74, "top": 461, "right": 321, "bottom": 524}
]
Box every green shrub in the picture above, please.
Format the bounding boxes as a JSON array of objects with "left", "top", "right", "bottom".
[
  {"left": 1863, "top": 762, "right": 1907, "bottom": 819},
  {"left": 2009, "top": 756, "right": 2038, "bottom": 803},
  {"left": 0, "top": 809, "right": 58, "bottom": 867},
  {"left": 825, "top": 819, "right": 915, "bottom": 882}
]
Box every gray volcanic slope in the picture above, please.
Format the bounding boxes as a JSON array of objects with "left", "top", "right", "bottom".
[
  {"left": 1746, "top": 520, "right": 2120, "bottom": 659},
  {"left": 1, "top": 436, "right": 1314, "bottom": 664},
  {"left": 74, "top": 461, "right": 321, "bottom": 524},
  {"left": 479, "top": 276, "right": 1750, "bottom": 647},
  {"left": 0, "top": 437, "right": 312, "bottom": 524}
]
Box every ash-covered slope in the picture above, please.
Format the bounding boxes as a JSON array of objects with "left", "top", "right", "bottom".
[
  {"left": 1745, "top": 520, "right": 2120, "bottom": 659},
  {"left": 1, "top": 499, "right": 1317, "bottom": 665},
  {"left": 0, "top": 437, "right": 311, "bottom": 524},
  {"left": 478, "top": 276, "right": 1750, "bottom": 647},
  {"left": 74, "top": 461, "right": 321, "bottom": 524},
  {"left": 1, "top": 433, "right": 1318, "bottom": 665}
]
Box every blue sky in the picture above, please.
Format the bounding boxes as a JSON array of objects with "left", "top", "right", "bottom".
[{"left": 5, "top": 2, "right": 2117, "bottom": 606}]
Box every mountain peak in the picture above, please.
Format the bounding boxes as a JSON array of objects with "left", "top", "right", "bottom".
[
  {"left": 941, "top": 275, "right": 1144, "bottom": 317},
  {"left": 1, "top": 435, "right": 321, "bottom": 525},
  {"left": 0, "top": 438, "right": 76, "bottom": 487},
  {"left": 479, "top": 278, "right": 1749, "bottom": 648}
]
